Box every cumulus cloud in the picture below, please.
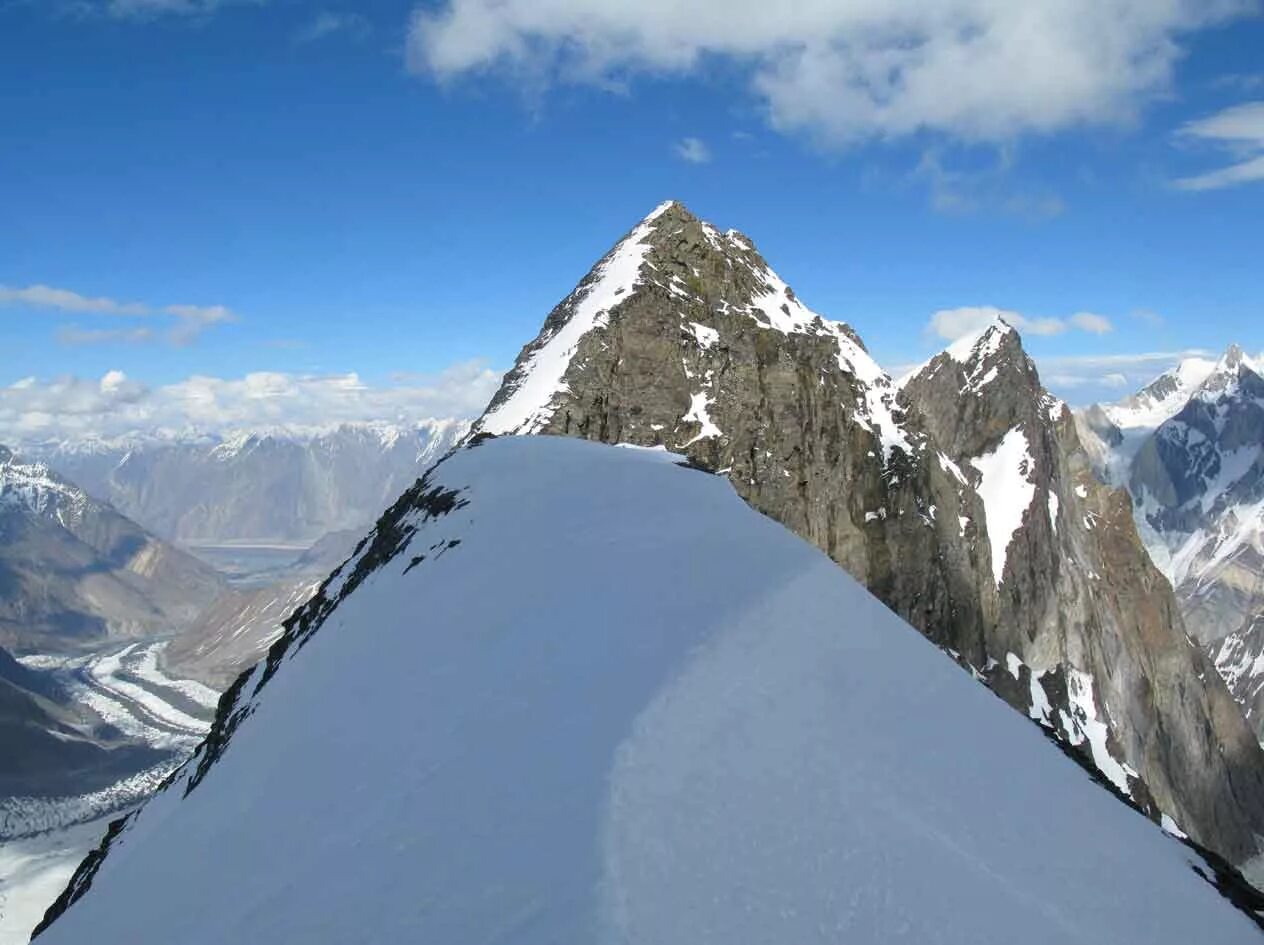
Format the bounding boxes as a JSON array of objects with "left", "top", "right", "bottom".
[
  {"left": 674, "top": 137, "right": 712, "bottom": 164},
  {"left": 926, "top": 306, "right": 1114, "bottom": 342},
  {"left": 407, "top": 0, "right": 1249, "bottom": 146},
  {"left": 0, "top": 282, "right": 237, "bottom": 346},
  {"left": 0, "top": 362, "right": 503, "bottom": 445},
  {"left": 1172, "top": 101, "right": 1264, "bottom": 191}
]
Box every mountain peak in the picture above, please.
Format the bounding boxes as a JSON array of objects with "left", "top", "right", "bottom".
[
  {"left": 642, "top": 198, "right": 692, "bottom": 226},
  {"left": 475, "top": 201, "right": 891, "bottom": 442},
  {"left": 1194, "top": 342, "right": 1262, "bottom": 401},
  {"left": 1211, "top": 342, "right": 1262, "bottom": 380},
  {"left": 897, "top": 316, "right": 1025, "bottom": 397},
  {"left": 944, "top": 317, "right": 1017, "bottom": 365}
]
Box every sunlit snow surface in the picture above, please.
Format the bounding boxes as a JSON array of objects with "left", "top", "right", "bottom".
[{"left": 38, "top": 438, "right": 1259, "bottom": 944}]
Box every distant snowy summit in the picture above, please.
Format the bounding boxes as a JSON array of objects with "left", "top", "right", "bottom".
[
  {"left": 32, "top": 438, "right": 1264, "bottom": 945},
  {"left": 1078, "top": 345, "right": 1264, "bottom": 742}
]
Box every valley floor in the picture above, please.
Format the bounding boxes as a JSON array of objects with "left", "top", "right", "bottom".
[{"left": 0, "top": 640, "right": 218, "bottom": 943}]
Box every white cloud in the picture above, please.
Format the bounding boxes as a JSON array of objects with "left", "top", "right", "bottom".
[
  {"left": 74, "top": 0, "right": 258, "bottom": 19},
  {"left": 1033, "top": 349, "right": 1212, "bottom": 398},
  {"left": 57, "top": 326, "right": 158, "bottom": 346},
  {"left": 0, "top": 284, "right": 149, "bottom": 316},
  {"left": 0, "top": 362, "right": 502, "bottom": 444},
  {"left": 1172, "top": 100, "right": 1264, "bottom": 191},
  {"left": 293, "top": 11, "right": 371, "bottom": 44},
  {"left": 674, "top": 137, "right": 712, "bottom": 164},
  {"left": 1068, "top": 312, "right": 1114, "bottom": 334},
  {"left": 407, "top": 0, "right": 1249, "bottom": 146},
  {"left": 1, "top": 282, "right": 237, "bottom": 346},
  {"left": 1211, "top": 73, "right": 1264, "bottom": 92},
  {"left": 926, "top": 306, "right": 1114, "bottom": 342}
]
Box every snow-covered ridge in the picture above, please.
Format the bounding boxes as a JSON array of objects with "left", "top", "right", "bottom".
[
  {"left": 478, "top": 204, "right": 674, "bottom": 435},
  {"left": 33, "top": 437, "right": 1263, "bottom": 944},
  {"left": 0, "top": 448, "right": 89, "bottom": 525},
  {"left": 1102, "top": 355, "right": 1221, "bottom": 433}
]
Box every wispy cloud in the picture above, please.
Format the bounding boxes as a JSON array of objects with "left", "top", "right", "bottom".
[
  {"left": 1210, "top": 73, "right": 1264, "bottom": 93},
  {"left": 914, "top": 149, "right": 1065, "bottom": 220},
  {"left": 1034, "top": 349, "right": 1212, "bottom": 396},
  {"left": 293, "top": 11, "right": 371, "bottom": 44},
  {"left": 0, "top": 282, "right": 238, "bottom": 346},
  {"left": 673, "top": 137, "right": 712, "bottom": 164},
  {"left": 70, "top": 0, "right": 261, "bottom": 20},
  {"left": 0, "top": 284, "right": 148, "bottom": 316},
  {"left": 925, "top": 306, "right": 1114, "bottom": 343},
  {"left": 1172, "top": 100, "right": 1264, "bottom": 191},
  {"left": 0, "top": 361, "right": 502, "bottom": 443},
  {"left": 57, "top": 326, "right": 158, "bottom": 346}
]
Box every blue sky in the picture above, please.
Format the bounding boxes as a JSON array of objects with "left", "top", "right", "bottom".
[{"left": 2, "top": 0, "right": 1263, "bottom": 438}]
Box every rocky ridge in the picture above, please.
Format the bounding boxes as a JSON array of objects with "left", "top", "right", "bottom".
[{"left": 468, "top": 201, "right": 1264, "bottom": 867}]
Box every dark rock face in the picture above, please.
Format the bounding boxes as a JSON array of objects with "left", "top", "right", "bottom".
[
  {"left": 470, "top": 201, "right": 1264, "bottom": 867},
  {"left": 475, "top": 201, "right": 997, "bottom": 662},
  {"left": 903, "top": 326, "right": 1264, "bottom": 864}
]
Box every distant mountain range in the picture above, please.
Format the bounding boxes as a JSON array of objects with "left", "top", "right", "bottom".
[
  {"left": 0, "top": 447, "right": 224, "bottom": 656},
  {"left": 24, "top": 420, "right": 469, "bottom": 546},
  {"left": 1078, "top": 346, "right": 1264, "bottom": 738}
]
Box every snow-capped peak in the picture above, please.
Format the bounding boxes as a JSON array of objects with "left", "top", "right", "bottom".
[
  {"left": 476, "top": 205, "right": 667, "bottom": 436},
  {"left": 474, "top": 201, "right": 914, "bottom": 460},
  {"left": 1194, "top": 343, "right": 1262, "bottom": 402},
  {"left": 0, "top": 445, "right": 90, "bottom": 525},
  {"left": 897, "top": 317, "right": 1020, "bottom": 395},
  {"left": 944, "top": 317, "right": 1015, "bottom": 365},
  {"left": 1101, "top": 355, "right": 1219, "bottom": 433}
]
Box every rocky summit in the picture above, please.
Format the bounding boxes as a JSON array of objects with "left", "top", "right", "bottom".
[{"left": 471, "top": 200, "right": 1264, "bottom": 870}]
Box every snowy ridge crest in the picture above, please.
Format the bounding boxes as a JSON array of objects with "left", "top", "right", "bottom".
[
  {"left": 0, "top": 446, "right": 90, "bottom": 526},
  {"left": 477, "top": 203, "right": 675, "bottom": 436}
]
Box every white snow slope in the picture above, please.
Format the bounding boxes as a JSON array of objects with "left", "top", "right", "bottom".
[{"left": 37, "top": 438, "right": 1258, "bottom": 944}]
